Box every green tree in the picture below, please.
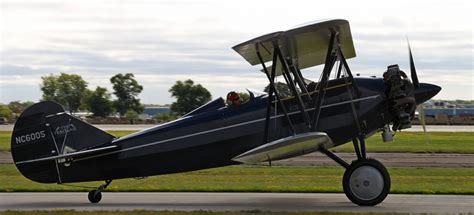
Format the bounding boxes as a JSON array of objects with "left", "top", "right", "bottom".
[
  {"left": 8, "top": 101, "right": 34, "bottom": 114},
  {"left": 110, "top": 73, "right": 144, "bottom": 115},
  {"left": 41, "top": 75, "right": 59, "bottom": 101},
  {"left": 239, "top": 92, "right": 250, "bottom": 103},
  {"left": 154, "top": 113, "right": 178, "bottom": 122},
  {"left": 169, "top": 79, "right": 211, "bottom": 115},
  {"left": 124, "top": 110, "right": 139, "bottom": 124},
  {"left": 84, "top": 87, "right": 114, "bottom": 117},
  {"left": 40, "top": 73, "right": 88, "bottom": 113},
  {"left": 0, "top": 104, "right": 13, "bottom": 121},
  {"left": 264, "top": 82, "right": 293, "bottom": 98}
]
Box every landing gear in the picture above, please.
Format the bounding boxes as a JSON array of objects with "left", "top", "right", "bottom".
[
  {"left": 88, "top": 180, "right": 112, "bottom": 203},
  {"left": 320, "top": 136, "right": 391, "bottom": 206},
  {"left": 343, "top": 159, "right": 390, "bottom": 206}
]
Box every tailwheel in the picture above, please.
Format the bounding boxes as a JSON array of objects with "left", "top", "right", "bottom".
[
  {"left": 343, "top": 158, "right": 391, "bottom": 206},
  {"left": 88, "top": 190, "right": 102, "bottom": 203},
  {"left": 87, "top": 180, "right": 112, "bottom": 203}
]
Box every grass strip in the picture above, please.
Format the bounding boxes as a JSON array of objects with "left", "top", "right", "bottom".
[
  {"left": 332, "top": 131, "right": 474, "bottom": 153},
  {"left": 1, "top": 164, "right": 473, "bottom": 195}
]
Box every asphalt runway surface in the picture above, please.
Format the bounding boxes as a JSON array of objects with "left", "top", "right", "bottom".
[
  {"left": 1, "top": 192, "right": 473, "bottom": 213},
  {"left": 1, "top": 124, "right": 473, "bottom": 132}
]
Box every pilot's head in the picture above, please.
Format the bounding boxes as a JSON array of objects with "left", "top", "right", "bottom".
[{"left": 226, "top": 91, "right": 241, "bottom": 107}]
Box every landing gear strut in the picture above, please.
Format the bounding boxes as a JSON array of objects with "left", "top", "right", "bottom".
[
  {"left": 88, "top": 180, "right": 112, "bottom": 203},
  {"left": 321, "top": 136, "right": 390, "bottom": 206}
]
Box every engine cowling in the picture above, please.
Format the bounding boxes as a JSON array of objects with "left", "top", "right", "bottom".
[{"left": 383, "top": 64, "right": 416, "bottom": 131}]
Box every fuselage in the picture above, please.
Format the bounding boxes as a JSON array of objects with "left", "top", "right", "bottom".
[
  {"left": 56, "top": 77, "right": 382, "bottom": 182},
  {"left": 37, "top": 76, "right": 440, "bottom": 183}
]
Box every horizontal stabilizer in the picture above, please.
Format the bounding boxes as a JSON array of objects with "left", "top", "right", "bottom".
[
  {"left": 232, "top": 132, "right": 333, "bottom": 164},
  {"left": 15, "top": 145, "right": 118, "bottom": 165}
]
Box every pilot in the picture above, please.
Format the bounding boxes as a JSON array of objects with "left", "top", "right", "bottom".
[{"left": 226, "top": 91, "right": 242, "bottom": 107}]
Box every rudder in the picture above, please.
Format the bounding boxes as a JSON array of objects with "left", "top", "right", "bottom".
[{"left": 11, "top": 101, "right": 116, "bottom": 183}]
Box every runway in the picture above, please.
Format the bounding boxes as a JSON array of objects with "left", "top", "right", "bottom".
[{"left": 1, "top": 192, "right": 473, "bottom": 213}]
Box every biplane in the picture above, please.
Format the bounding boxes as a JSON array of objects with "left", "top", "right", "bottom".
[{"left": 10, "top": 19, "right": 441, "bottom": 206}]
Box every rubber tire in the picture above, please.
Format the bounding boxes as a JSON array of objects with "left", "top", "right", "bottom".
[
  {"left": 88, "top": 190, "right": 102, "bottom": 203},
  {"left": 343, "top": 158, "right": 391, "bottom": 206}
]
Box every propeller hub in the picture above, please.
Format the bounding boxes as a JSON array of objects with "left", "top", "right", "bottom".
[{"left": 414, "top": 83, "right": 442, "bottom": 104}]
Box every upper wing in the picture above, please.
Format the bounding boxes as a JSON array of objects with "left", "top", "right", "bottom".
[{"left": 232, "top": 19, "right": 356, "bottom": 76}]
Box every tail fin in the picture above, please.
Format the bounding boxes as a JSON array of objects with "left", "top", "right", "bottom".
[{"left": 11, "top": 101, "right": 115, "bottom": 183}]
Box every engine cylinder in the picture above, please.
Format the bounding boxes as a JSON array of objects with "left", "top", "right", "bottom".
[{"left": 383, "top": 64, "right": 416, "bottom": 131}]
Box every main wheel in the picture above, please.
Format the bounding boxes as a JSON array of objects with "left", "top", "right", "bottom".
[
  {"left": 88, "top": 190, "right": 102, "bottom": 203},
  {"left": 343, "top": 158, "right": 390, "bottom": 206}
]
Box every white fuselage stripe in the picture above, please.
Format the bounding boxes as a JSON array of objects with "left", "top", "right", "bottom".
[{"left": 74, "top": 95, "right": 379, "bottom": 161}]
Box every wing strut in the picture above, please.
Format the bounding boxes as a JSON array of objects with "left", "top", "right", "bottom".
[
  {"left": 309, "top": 32, "right": 363, "bottom": 133},
  {"left": 256, "top": 38, "right": 316, "bottom": 145},
  {"left": 255, "top": 27, "right": 364, "bottom": 147},
  {"left": 310, "top": 32, "right": 338, "bottom": 129},
  {"left": 274, "top": 42, "right": 312, "bottom": 129},
  {"left": 256, "top": 43, "right": 295, "bottom": 144}
]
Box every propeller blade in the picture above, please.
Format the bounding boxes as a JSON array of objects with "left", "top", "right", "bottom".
[
  {"left": 419, "top": 105, "right": 426, "bottom": 133},
  {"left": 418, "top": 105, "right": 429, "bottom": 144},
  {"left": 407, "top": 39, "right": 420, "bottom": 88}
]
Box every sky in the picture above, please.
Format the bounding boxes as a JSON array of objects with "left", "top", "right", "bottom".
[{"left": 0, "top": 0, "right": 473, "bottom": 104}]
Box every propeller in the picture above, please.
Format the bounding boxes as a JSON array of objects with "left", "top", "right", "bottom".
[
  {"left": 407, "top": 39, "right": 419, "bottom": 89},
  {"left": 417, "top": 105, "right": 429, "bottom": 143},
  {"left": 407, "top": 39, "right": 428, "bottom": 142}
]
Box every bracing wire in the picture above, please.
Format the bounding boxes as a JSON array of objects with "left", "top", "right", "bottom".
[{"left": 274, "top": 75, "right": 278, "bottom": 132}]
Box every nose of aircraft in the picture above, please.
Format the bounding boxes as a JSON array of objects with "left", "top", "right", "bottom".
[{"left": 414, "top": 83, "right": 441, "bottom": 104}]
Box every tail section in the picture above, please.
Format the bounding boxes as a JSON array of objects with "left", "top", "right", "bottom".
[{"left": 11, "top": 101, "right": 116, "bottom": 183}]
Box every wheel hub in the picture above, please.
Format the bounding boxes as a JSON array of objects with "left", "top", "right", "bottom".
[{"left": 349, "top": 166, "right": 384, "bottom": 201}]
